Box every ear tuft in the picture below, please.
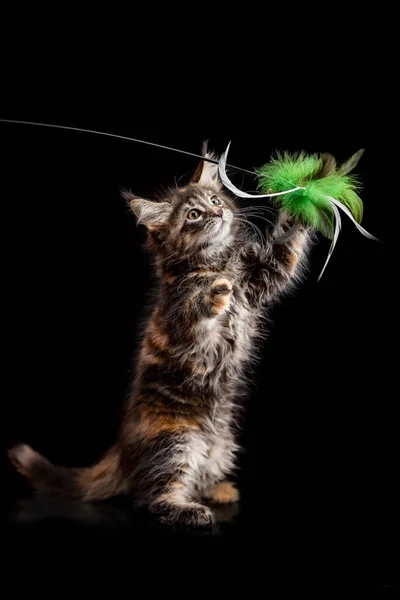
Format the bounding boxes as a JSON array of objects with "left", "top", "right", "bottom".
[
  {"left": 121, "top": 189, "right": 136, "bottom": 203},
  {"left": 191, "top": 143, "right": 220, "bottom": 187}
]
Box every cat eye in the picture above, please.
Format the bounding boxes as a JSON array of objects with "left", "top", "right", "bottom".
[
  {"left": 187, "top": 209, "right": 201, "bottom": 221},
  {"left": 210, "top": 196, "right": 221, "bottom": 206}
]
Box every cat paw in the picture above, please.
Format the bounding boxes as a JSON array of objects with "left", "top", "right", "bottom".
[
  {"left": 207, "top": 481, "right": 240, "bottom": 504},
  {"left": 150, "top": 500, "right": 215, "bottom": 527},
  {"left": 210, "top": 278, "right": 233, "bottom": 315}
]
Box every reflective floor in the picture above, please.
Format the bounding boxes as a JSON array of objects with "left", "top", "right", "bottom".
[
  {"left": 7, "top": 493, "right": 240, "bottom": 536},
  {"left": 3, "top": 446, "right": 397, "bottom": 598}
]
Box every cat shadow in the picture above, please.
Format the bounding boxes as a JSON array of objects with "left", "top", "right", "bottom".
[{"left": 8, "top": 495, "right": 240, "bottom": 536}]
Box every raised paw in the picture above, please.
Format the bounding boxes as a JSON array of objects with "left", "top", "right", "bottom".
[
  {"left": 210, "top": 278, "right": 233, "bottom": 315},
  {"left": 207, "top": 481, "right": 240, "bottom": 504},
  {"left": 150, "top": 500, "right": 215, "bottom": 527}
]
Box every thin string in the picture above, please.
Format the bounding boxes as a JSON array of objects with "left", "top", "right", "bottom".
[{"left": 0, "top": 119, "right": 256, "bottom": 177}]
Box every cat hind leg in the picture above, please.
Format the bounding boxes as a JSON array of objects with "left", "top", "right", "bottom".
[{"left": 204, "top": 481, "right": 240, "bottom": 504}]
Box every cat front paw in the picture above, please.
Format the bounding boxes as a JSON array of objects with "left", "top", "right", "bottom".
[
  {"left": 150, "top": 500, "right": 214, "bottom": 528},
  {"left": 210, "top": 278, "right": 233, "bottom": 315}
]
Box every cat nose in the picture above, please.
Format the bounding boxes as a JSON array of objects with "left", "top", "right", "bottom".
[{"left": 213, "top": 208, "right": 223, "bottom": 218}]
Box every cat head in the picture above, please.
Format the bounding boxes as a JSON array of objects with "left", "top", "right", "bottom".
[{"left": 123, "top": 146, "right": 239, "bottom": 262}]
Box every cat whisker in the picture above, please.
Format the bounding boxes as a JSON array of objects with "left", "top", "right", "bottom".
[
  {"left": 238, "top": 206, "right": 278, "bottom": 217},
  {"left": 234, "top": 209, "right": 275, "bottom": 234},
  {"left": 237, "top": 201, "right": 278, "bottom": 209},
  {"left": 238, "top": 206, "right": 277, "bottom": 215},
  {"left": 233, "top": 216, "right": 265, "bottom": 245},
  {"left": 237, "top": 212, "right": 275, "bottom": 228}
]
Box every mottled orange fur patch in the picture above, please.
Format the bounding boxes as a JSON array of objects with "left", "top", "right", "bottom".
[
  {"left": 150, "top": 329, "right": 169, "bottom": 351},
  {"left": 165, "top": 274, "right": 177, "bottom": 285},
  {"left": 141, "top": 342, "right": 164, "bottom": 364},
  {"left": 286, "top": 251, "right": 298, "bottom": 272},
  {"left": 77, "top": 446, "right": 124, "bottom": 500},
  {"left": 136, "top": 410, "right": 200, "bottom": 439}
]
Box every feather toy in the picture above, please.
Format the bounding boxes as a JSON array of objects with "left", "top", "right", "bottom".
[{"left": 218, "top": 144, "right": 378, "bottom": 279}]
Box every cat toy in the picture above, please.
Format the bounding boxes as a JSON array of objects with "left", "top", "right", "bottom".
[
  {"left": 219, "top": 143, "right": 378, "bottom": 279},
  {"left": 0, "top": 119, "right": 378, "bottom": 279}
]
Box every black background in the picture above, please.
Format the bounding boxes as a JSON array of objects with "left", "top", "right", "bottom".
[{"left": 0, "top": 114, "right": 395, "bottom": 587}]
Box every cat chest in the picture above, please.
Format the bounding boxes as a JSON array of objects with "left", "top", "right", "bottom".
[{"left": 200, "top": 302, "right": 255, "bottom": 365}]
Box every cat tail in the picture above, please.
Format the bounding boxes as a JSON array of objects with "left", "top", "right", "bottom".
[{"left": 8, "top": 443, "right": 127, "bottom": 500}]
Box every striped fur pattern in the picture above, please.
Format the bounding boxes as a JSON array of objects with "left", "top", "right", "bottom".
[{"left": 9, "top": 151, "right": 312, "bottom": 527}]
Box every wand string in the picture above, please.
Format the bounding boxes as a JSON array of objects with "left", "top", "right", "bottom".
[{"left": 0, "top": 119, "right": 256, "bottom": 177}]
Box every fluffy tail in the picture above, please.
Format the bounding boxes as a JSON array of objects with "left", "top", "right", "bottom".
[{"left": 8, "top": 444, "right": 127, "bottom": 501}]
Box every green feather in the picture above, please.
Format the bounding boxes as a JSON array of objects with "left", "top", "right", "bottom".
[{"left": 255, "top": 152, "right": 364, "bottom": 238}]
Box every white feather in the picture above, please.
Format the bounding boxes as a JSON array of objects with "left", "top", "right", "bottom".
[
  {"left": 218, "top": 142, "right": 305, "bottom": 199},
  {"left": 328, "top": 197, "right": 379, "bottom": 242},
  {"left": 317, "top": 197, "right": 379, "bottom": 280},
  {"left": 317, "top": 204, "right": 342, "bottom": 281}
]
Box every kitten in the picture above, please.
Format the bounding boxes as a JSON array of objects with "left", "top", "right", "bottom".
[{"left": 9, "top": 146, "right": 312, "bottom": 526}]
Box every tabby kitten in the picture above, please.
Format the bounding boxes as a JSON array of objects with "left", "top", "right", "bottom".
[{"left": 9, "top": 148, "right": 312, "bottom": 526}]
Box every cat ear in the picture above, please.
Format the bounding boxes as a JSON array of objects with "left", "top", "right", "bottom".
[
  {"left": 122, "top": 191, "right": 172, "bottom": 230},
  {"left": 191, "top": 140, "right": 220, "bottom": 187}
]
